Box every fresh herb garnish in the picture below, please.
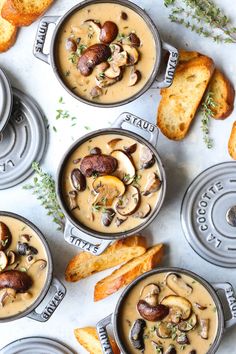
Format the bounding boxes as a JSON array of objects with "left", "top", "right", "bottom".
[
  {"left": 201, "top": 91, "right": 216, "bottom": 148},
  {"left": 23, "top": 162, "right": 65, "bottom": 231},
  {"left": 164, "top": 0, "right": 236, "bottom": 44},
  {"left": 76, "top": 44, "right": 87, "bottom": 56},
  {"left": 132, "top": 174, "right": 142, "bottom": 186}
]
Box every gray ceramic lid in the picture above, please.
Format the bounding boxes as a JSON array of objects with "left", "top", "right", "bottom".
[
  {"left": 1, "top": 337, "right": 74, "bottom": 354},
  {"left": 181, "top": 161, "right": 236, "bottom": 268},
  {"left": 0, "top": 88, "right": 47, "bottom": 189},
  {"left": 0, "top": 68, "right": 13, "bottom": 133}
]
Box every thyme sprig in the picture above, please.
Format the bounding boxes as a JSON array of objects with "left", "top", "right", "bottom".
[
  {"left": 23, "top": 162, "right": 65, "bottom": 231},
  {"left": 201, "top": 91, "right": 216, "bottom": 149},
  {"left": 164, "top": 0, "right": 236, "bottom": 43}
]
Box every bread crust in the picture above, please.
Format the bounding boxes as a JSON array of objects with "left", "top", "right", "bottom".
[
  {"left": 228, "top": 121, "right": 236, "bottom": 160},
  {"left": 94, "top": 244, "right": 164, "bottom": 301},
  {"left": 0, "top": 0, "right": 17, "bottom": 52},
  {"left": 1, "top": 0, "right": 54, "bottom": 26},
  {"left": 74, "top": 327, "right": 120, "bottom": 354},
  {"left": 65, "top": 235, "right": 147, "bottom": 282}
]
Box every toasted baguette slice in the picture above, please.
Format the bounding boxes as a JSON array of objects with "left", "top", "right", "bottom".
[
  {"left": 157, "top": 55, "right": 215, "bottom": 140},
  {"left": 207, "top": 69, "right": 235, "bottom": 120},
  {"left": 228, "top": 121, "right": 236, "bottom": 160},
  {"left": 74, "top": 327, "right": 120, "bottom": 354},
  {"left": 1, "top": 0, "right": 54, "bottom": 26},
  {"left": 65, "top": 236, "right": 147, "bottom": 282},
  {"left": 0, "top": 0, "right": 17, "bottom": 52},
  {"left": 94, "top": 243, "right": 164, "bottom": 302},
  {"left": 179, "top": 50, "right": 201, "bottom": 63}
]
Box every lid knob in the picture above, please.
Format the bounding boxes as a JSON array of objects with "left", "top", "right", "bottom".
[{"left": 226, "top": 206, "right": 236, "bottom": 227}]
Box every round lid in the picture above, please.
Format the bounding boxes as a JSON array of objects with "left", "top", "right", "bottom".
[
  {"left": 181, "top": 161, "right": 236, "bottom": 268},
  {"left": 0, "top": 88, "right": 47, "bottom": 189},
  {"left": 0, "top": 68, "right": 13, "bottom": 133},
  {"left": 1, "top": 337, "right": 74, "bottom": 354}
]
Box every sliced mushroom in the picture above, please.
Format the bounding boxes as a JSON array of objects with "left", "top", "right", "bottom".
[
  {"left": 177, "top": 333, "right": 190, "bottom": 345},
  {"left": 194, "top": 302, "right": 207, "bottom": 311},
  {"left": 199, "top": 319, "right": 209, "bottom": 339},
  {"left": 143, "top": 173, "right": 162, "bottom": 196},
  {"left": 115, "top": 217, "right": 127, "bottom": 227},
  {"left": 166, "top": 273, "right": 193, "bottom": 297},
  {"left": 140, "top": 145, "right": 155, "bottom": 169},
  {"left": 133, "top": 204, "right": 151, "bottom": 219},
  {"left": 167, "top": 306, "right": 183, "bottom": 324},
  {"left": 116, "top": 185, "right": 140, "bottom": 216},
  {"left": 128, "top": 69, "right": 141, "bottom": 87},
  {"left": 80, "top": 154, "right": 117, "bottom": 177},
  {"left": 20, "top": 234, "right": 30, "bottom": 242},
  {"left": 26, "top": 255, "right": 35, "bottom": 266},
  {"left": 189, "top": 351, "right": 197, "bottom": 354},
  {"left": 178, "top": 312, "right": 197, "bottom": 332},
  {"left": 93, "top": 175, "right": 125, "bottom": 206},
  {"left": 0, "top": 288, "right": 16, "bottom": 307},
  {"left": 129, "top": 33, "right": 141, "bottom": 47},
  {"left": 156, "top": 321, "right": 172, "bottom": 339},
  {"left": 161, "top": 295, "right": 192, "bottom": 320},
  {"left": 123, "top": 45, "right": 139, "bottom": 65},
  {"left": 152, "top": 341, "right": 163, "bottom": 354},
  {"left": 105, "top": 64, "right": 121, "bottom": 79},
  {"left": 90, "top": 86, "right": 103, "bottom": 98},
  {"left": 0, "top": 222, "right": 12, "bottom": 251},
  {"left": 7, "top": 250, "right": 16, "bottom": 265},
  {"left": 0, "top": 251, "right": 8, "bottom": 271},
  {"left": 20, "top": 292, "right": 32, "bottom": 300},
  {"left": 137, "top": 300, "right": 169, "bottom": 322},
  {"left": 130, "top": 319, "right": 146, "bottom": 351},
  {"left": 111, "top": 150, "right": 135, "bottom": 184},
  {"left": 107, "top": 138, "right": 122, "bottom": 149},
  {"left": 68, "top": 190, "right": 78, "bottom": 211},
  {"left": 96, "top": 76, "right": 120, "bottom": 88},
  {"left": 112, "top": 51, "right": 128, "bottom": 67},
  {"left": 165, "top": 345, "right": 177, "bottom": 354},
  {"left": 84, "top": 19, "right": 101, "bottom": 39},
  {"left": 124, "top": 143, "right": 137, "bottom": 155},
  {"left": 71, "top": 169, "right": 86, "bottom": 191},
  {"left": 96, "top": 62, "right": 110, "bottom": 73},
  {"left": 121, "top": 11, "right": 128, "bottom": 20},
  {"left": 28, "top": 259, "right": 47, "bottom": 278},
  {"left": 0, "top": 270, "right": 32, "bottom": 292},
  {"left": 90, "top": 147, "right": 102, "bottom": 155},
  {"left": 109, "top": 43, "right": 122, "bottom": 55},
  {"left": 65, "top": 38, "right": 77, "bottom": 52},
  {"left": 100, "top": 21, "right": 118, "bottom": 44},
  {"left": 101, "top": 208, "right": 115, "bottom": 227},
  {"left": 17, "top": 242, "right": 38, "bottom": 256},
  {"left": 140, "top": 283, "right": 160, "bottom": 306},
  {"left": 78, "top": 44, "right": 111, "bottom": 76}
]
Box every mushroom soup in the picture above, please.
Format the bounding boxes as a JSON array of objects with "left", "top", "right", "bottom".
[
  {"left": 119, "top": 272, "right": 218, "bottom": 354},
  {"left": 0, "top": 216, "right": 48, "bottom": 318},
  {"left": 56, "top": 2, "right": 156, "bottom": 104},
  {"left": 62, "top": 133, "right": 162, "bottom": 233}
]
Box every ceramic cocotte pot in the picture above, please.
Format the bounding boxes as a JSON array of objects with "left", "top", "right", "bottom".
[
  {"left": 33, "top": 0, "right": 178, "bottom": 108},
  {"left": 56, "top": 112, "right": 166, "bottom": 256},
  {"left": 0, "top": 211, "right": 66, "bottom": 323},
  {"left": 97, "top": 267, "right": 236, "bottom": 354}
]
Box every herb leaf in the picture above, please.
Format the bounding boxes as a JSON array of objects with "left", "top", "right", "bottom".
[{"left": 201, "top": 91, "right": 216, "bottom": 149}]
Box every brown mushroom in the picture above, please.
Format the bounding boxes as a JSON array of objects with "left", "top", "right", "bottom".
[
  {"left": 109, "top": 43, "right": 122, "bottom": 55},
  {"left": 121, "top": 11, "right": 128, "bottom": 20},
  {"left": 93, "top": 175, "right": 125, "bottom": 206},
  {"left": 115, "top": 217, "right": 127, "bottom": 227},
  {"left": 100, "top": 21, "right": 118, "bottom": 44},
  {"left": 165, "top": 345, "right": 177, "bottom": 354},
  {"left": 80, "top": 154, "right": 117, "bottom": 176},
  {"left": 96, "top": 75, "right": 121, "bottom": 88},
  {"left": 20, "top": 234, "right": 31, "bottom": 242},
  {"left": 0, "top": 270, "right": 32, "bottom": 293},
  {"left": 7, "top": 250, "right": 16, "bottom": 265},
  {"left": 116, "top": 185, "right": 140, "bottom": 216},
  {"left": 105, "top": 64, "right": 121, "bottom": 79},
  {"left": 65, "top": 38, "right": 77, "bottom": 52},
  {"left": 0, "top": 222, "right": 12, "bottom": 251},
  {"left": 166, "top": 273, "right": 193, "bottom": 298},
  {"left": 123, "top": 45, "right": 139, "bottom": 65},
  {"left": 90, "top": 86, "right": 103, "bottom": 98},
  {"left": 156, "top": 322, "right": 172, "bottom": 339},
  {"left": 112, "top": 51, "right": 128, "bottom": 67},
  {"left": 124, "top": 143, "right": 137, "bottom": 155},
  {"left": 143, "top": 173, "right": 162, "bottom": 196},
  {"left": 78, "top": 44, "right": 111, "bottom": 76},
  {"left": 90, "top": 147, "right": 102, "bottom": 155},
  {"left": 0, "top": 288, "right": 16, "bottom": 307},
  {"left": 129, "top": 33, "right": 141, "bottom": 47},
  {"left": 128, "top": 69, "right": 141, "bottom": 87},
  {"left": 101, "top": 208, "right": 115, "bottom": 227},
  {"left": 28, "top": 259, "right": 47, "bottom": 279},
  {"left": 107, "top": 138, "right": 122, "bottom": 149},
  {"left": 96, "top": 62, "right": 110, "bottom": 73},
  {"left": 68, "top": 190, "right": 79, "bottom": 211},
  {"left": 130, "top": 319, "right": 146, "bottom": 351},
  {"left": 84, "top": 19, "right": 101, "bottom": 39},
  {"left": 178, "top": 312, "right": 197, "bottom": 332},
  {"left": 161, "top": 295, "right": 192, "bottom": 320},
  {"left": 140, "top": 283, "right": 160, "bottom": 306},
  {"left": 111, "top": 150, "right": 136, "bottom": 184},
  {"left": 140, "top": 145, "right": 155, "bottom": 169},
  {"left": 71, "top": 169, "right": 86, "bottom": 191},
  {"left": 194, "top": 302, "right": 207, "bottom": 310},
  {"left": 199, "top": 319, "right": 209, "bottom": 339},
  {"left": 0, "top": 251, "right": 8, "bottom": 271},
  {"left": 189, "top": 351, "right": 197, "bottom": 354},
  {"left": 177, "top": 333, "right": 190, "bottom": 345},
  {"left": 133, "top": 204, "right": 151, "bottom": 219},
  {"left": 137, "top": 300, "right": 169, "bottom": 322}
]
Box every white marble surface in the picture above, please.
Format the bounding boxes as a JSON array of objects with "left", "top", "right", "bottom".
[{"left": 0, "top": 0, "right": 236, "bottom": 353}]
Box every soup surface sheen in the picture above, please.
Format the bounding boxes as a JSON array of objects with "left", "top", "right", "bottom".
[
  {"left": 62, "top": 133, "right": 162, "bottom": 233},
  {"left": 56, "top": 2, "right": 156, "bottom": 104},
  {"left": 119, "top": 272, "right": 218, "bottom": 354},
  {"left": 0, "top": 216, "right": 48, "bottom": 319}
]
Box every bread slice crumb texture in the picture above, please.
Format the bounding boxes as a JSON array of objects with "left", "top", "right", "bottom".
[{"left": 0, "top": 0, "right": 17, "bottom": 52}]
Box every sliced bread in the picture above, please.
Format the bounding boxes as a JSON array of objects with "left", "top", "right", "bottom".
[
  {"left": 157, "top": 55, "right": 215, "bottom": 140},
  {"left": 94, "top": 243, "right": 164, "bottom": 302},
  {"left": 65, "top": 235, "right": 147, "bottom": 282},
  {"left": 1, "top": 0, "right": 54, "bottom": 26},
  {"left": 228, "top": 121, "right": 236, "bottom": 160},
  {"left": 0, "top": 0, "right": 17, "bottom": 52}
]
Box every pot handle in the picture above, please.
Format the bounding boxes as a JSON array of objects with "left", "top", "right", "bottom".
[
  {"left": 64, "top": 220, "right": 112, "bottom": 255},
  {"left": 27, "top": 277, "right": 66, "bottom": 322},
  {"left": 212, "top": 282, "right": 236, "bottom": 329},
  {"left": 33, "top": 16, "right": 60, "bottom": 64},
  {"left": 97, "top": 314, "right": 114, "bottom": 354},
  {"left": 152, "top": 41, "right": 179, "bottom": 89},
  {"left": 112, "top": 112, "right": 158, "bottom": 147}
]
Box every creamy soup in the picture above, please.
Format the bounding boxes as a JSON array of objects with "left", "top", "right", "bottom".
[
  {"left": 119, "top": 272, "right": 218, "bottom": 354},
  {"left": 0, "top": 216, "right": 48, "bottom": 319},
  {"left": 62, "top": 133, "right": 162, "bottom": 233},
  {"left": 56, "top": 2, "right": 156, "bottom": 104}
]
